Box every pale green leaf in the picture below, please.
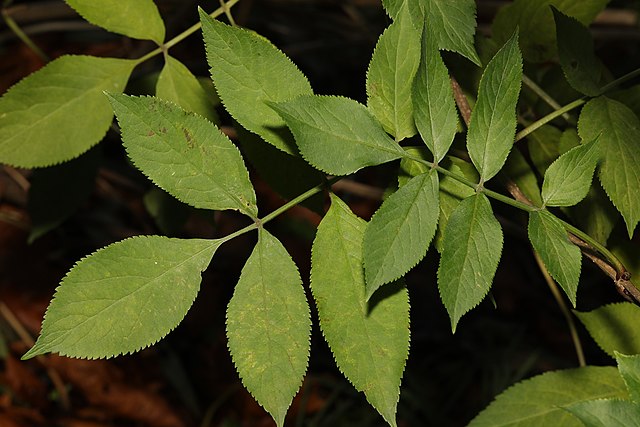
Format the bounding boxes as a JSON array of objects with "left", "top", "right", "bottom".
[
  {"left": 22, "top": 236, "right": 218, "bottom": 360},
  {"left": 542, "top": 137, "right": 601, "bottom": 207},
  {"left": 107, "top": 94, "right": 257, "bottom": 218},
  {"left": 528, "top": 124, "right": 563, "bottom": 176},
  {"left": 200, "top": 10, "right": 313, "bottom": 154},
  {"left": 528, "top": 210, "right": 581, "bottom": 306},
  {"left": 0, "top": 55, "right": 137, "bottom": 168},
  {"left": 576, "top": 303, "right": 640, "bottom": 358},
  {"left": 364, "top": 170, "right": 439, "bottom": 298},
  {"left": 616, "top": 353, "right": 640, "bottom": 403},
  {"left": 492, "top": 0, "right": 609, "bottom": 63},
  {"left": 467, "top": 32, "right": 523, "bottom": 182},
  {"left": 412, "top": 25, "right": 458, "bottom": 162},
  {"left": 438, "top": 193, "right": 503, "bottom": 332},
  {"left": 226, "top": 228, "right": 310, "bottom": 427},
  {"left": 311, "top": 194, "right": 409, "bottom": 427},
  {"left": 503, "top": 148, "right": 543, "bottom": 207},
  {"left": 579, "top": 97, "right": 640, "bottom": 237},
  {"left": 382, "top": 0, "right": 481, "bottom": 65},
  {"left": 469, "top": 367, "right": 628, "bottom": 427},
  {"left": 552, "top": 7, "right": 603, "bottom": 96},
  {"left": 565, "top": 399, "right": 640, "bottom": 427},
  {"left": 156, "top": 55, "right": 220, "bottom": 123},
  {"left": 367, "top": 3, "right": 421, "bottom": 141},
  {"left": 65, "top": 0, "right": 165, "bottom": 44},
  {"left": 270, "top": 95, "right": 405, "bottom": 175}
]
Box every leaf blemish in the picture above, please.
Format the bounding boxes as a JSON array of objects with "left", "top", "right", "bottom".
[
  {"left": 183, "top": 128, "right": 194, "bottom": 148},
  {"left": 147, "top": 130, "right": 155, "bottom": 137}
]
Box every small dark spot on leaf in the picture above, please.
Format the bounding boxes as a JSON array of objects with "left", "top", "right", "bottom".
[
  {"left": 147, "top": 130, "right": 155, "bottom": 137},
  {"left": 183, "top": 128, "right": 194, "bottom": 148},
  {"left": 570, "top": 60, "right": 578, "bottom": 69},
  {"left": 160, "top": 127, "right": 167, "bottom": 134}
]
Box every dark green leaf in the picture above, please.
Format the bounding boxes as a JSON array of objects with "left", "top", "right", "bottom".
[
  {"left": 616, "top": 353, "right": 640, "bottom": 403},
  {"left": 576, "top": 303, "right": 640, "bottom": 358}
]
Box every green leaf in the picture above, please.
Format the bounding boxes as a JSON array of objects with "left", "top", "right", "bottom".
[
  {"left": 226, "top": 228, "right": 310, "bottom": 427},
  {"left": 156, "top": 55, "right": 220, "bottom": 123},
  {"left": 28, "top": 147, "right": 100, "bottom": 242},
  {"left": 412, "top": 25, "right": 458, "bottom": 162},
  {"left": 311, "top": 194, "right": 409, "bottom": 427},
  {"left": 572, "top": 184, "right": 618, "bottom": 245},
  {"left": 576, "top": 303, "right": 640, "bottom": 358},
  {"left": 382, "top": 0, "right": 481, "bottom": 66},
  {"left": 552, "top": 7, "right": 603, "bottom": 96},
  {"left": 0, "top": 55, "right": 137, "bottom": 168},
  {"left": 528, "top": 210, "right": 581, "bottom": 306},
  {"left": 270, "top": 95, "right": 405, "bottom": 175},
  {"left": 22, "top": 236, "right": 218, "bottom": 360},
  {"left": 200, "top": 10, "right": 313, "bottom": 154},
  {"left": 502, "top": 148, "right": 543, "bottom": 207},
  {"left": 579, "top": 97, "right": 640, "bottom": 237},
  {"left": 542, "top": 137, "right": 601, "bottom": 207},
  {"left": 366, "top": 3, "right": 421, "bottom": 141},
  {"left": 107, "top": 94, "right": 257, "bottom": 218},
  {"left": 65, "top": 0, "right": 165, "bottom": 44},
  {"left": 528, "top": 124, "right": 563, "bottom": 176},
  {"left": 467, "top": 32, "right": 523, "bottom": 182},
  {"left": 616, "top": 353, "right": 640, "bottom": 403},
  {"left": 438, "top": 193, "right": 503, "bottom": 332},
  {"left": 364, "top": 170, "right": 439, "bottom": 298},
  {"left": 143, "top": 187, "right": 191, "bottom": 236},
  {"left": 565, "top": 399, "right": 640, "bottom": 427},
  {"left": 492, "top": 0, "right": 609, "bottom": 63},
  {"left": 469, "top": 367, "right": 628, "bottom": 427}
]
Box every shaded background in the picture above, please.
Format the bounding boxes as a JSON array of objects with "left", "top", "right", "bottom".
[{"left": 1, "top": 1, "right": 640, "bottom": 426}]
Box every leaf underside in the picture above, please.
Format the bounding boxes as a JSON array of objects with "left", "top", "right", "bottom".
[{"left": 575, "top": 303, "right": 640, "bottom": 358}]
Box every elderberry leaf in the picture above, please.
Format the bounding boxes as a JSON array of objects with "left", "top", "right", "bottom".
[
  {"left": 616, "top": 353, "right": 640, "bottom": 404},
  {"left": 226, "top": 228, "right": 310, "bottom": 427},
  {"left": 107, "top": 94, "right": 257, "bottom": 218},
  {"left": 542, "top": 137, "right": 601, "bottom": 207},
  {"left": 412, "top": 25, "right": 458, "bottom": 162},
  {"left": 575, "top": 303, "right": 640, "bottom": 358},
  {"left": 65, "top": 0, "right": 165, "bottom": 44},
  {"left": 156, "top": 55, "right": 220, "bottom": 123},
  {"left": 311, "top": 194, "right": 409, "bottom": 427},
  {"left": 364, "top": 170, "right": 439, "bottom": 298},
  {"left": 22, "top": 236, "right": 219, "bottom": 360},
  {"left": 579, "top": 97, "right": 640, "bottom": 238},
  {"left": 367, "top": 2, "right": 421, "bottom": 141},
  {"left": 200, "top": 10, "right": 313, "bottom": 154},
  {"left": 565, "top": 399, "right": 640, "bottom": 427},
  {"left": 528, "top": 210, "right": 581, "bottom": 306},
  {"left": 270, "top": 95, "right": 405, "bottom": 175},
  {"left": 467, "top": 32, "right": 523, "bottom": 182},
  {"left": 469, "top": 367, "right": 628, "bottom": 427},
  {"left": 438, "top": 193, "right": 503, "bottom": 332},
  {"left": 0, "top": 55, "right": 137, "bottom": 167}
]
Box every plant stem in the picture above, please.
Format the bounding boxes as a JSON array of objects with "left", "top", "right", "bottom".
[
  {"left": 1, "top": 7, "right": 49, "bottom": 62},
  {"left": 532, "top": 252, "right": 586, "bottom": 367},
  {"left": 137, "top": 0, "right": 241, "bottom": 63},
  {"left": 522, "top": 75, "right": 573, "bottom": 124}
]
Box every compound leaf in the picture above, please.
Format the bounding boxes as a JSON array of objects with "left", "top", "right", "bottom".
[
  {"left": 367, "top": 3, "right": 421, "bottom": 140},
  {"left": 542, "top": 137, "right": 601, "bottom": 207},
  {"left": 528, "top": 124, "right": 564, "bottom": 176},
  {"left": 156, "top": 55, "right": 220, "bottom": 123},
  {"left": 467, "top": 32, "right": 523, "bottom": 182},
  {"left": 565, "top": 399, "right": 640, "bottom": 427},
  {"left": 438, "top": 193, "right": 503, "bottom": 332},
  {"left": 200, "top": 10, "right": 313, "bottom": 154},
  {"left": 469, "top": 367, "right": 628, "bottom": 427},
  {"left": 23, "top": 236, "right": 218, "bottom": 360},
  {"left": 579, "top": 97, "right": 640, "bottom": 238},
  {"left": 65, "top": 0, "right": 165, "bottom": 44},
  {"left": 528, "top": 210, "right": 582, "bottom": 306},
  {"left": 226, "top": 228, "right": 310, "bottom": 427},
  {"left": 492, "top": 0, "right": 609, "bottom": 63},
  {"left": 107, "top": 94, "right": 257, "bottom": 218},
  {"left": 364, "top": 170, "right": 439, "bottom": 298},
  {"left": 311, "top": 194, "right": 409, "bottom": 427},
  {"left": 576, "top": 303, "right": 640, "bottom": 358},
  {"left": 552, "top": 7, "right": 603, "bottom": 96},
  {"left": 0, "top": 55, "right": 137, "bottom": 168},
  {"left": 270, "top": 95, "right": 404, "bottom": 175},
  {"left": 412, "top": 25, "right": 458, "bottom": 162},
  {"left": 616, "top": 353, "right": 640, "bottom": 404}
]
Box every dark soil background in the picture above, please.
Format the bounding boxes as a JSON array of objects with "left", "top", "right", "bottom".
[{"left": 1, "top": 1, "right": 640, "bottom": 426}]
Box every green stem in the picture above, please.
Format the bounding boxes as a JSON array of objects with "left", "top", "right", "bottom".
[
  {"left": 138, "top": 0, "right": 241, "bottom": 63},
  {"left": 561, "top": 220, "right": 625, "bottom": 274},
  {"left": 1, "top": 8, "right": 49, "bottom": 62},
  {"left": 522, "top": 75, "right": 573, "bottom": 124}
]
